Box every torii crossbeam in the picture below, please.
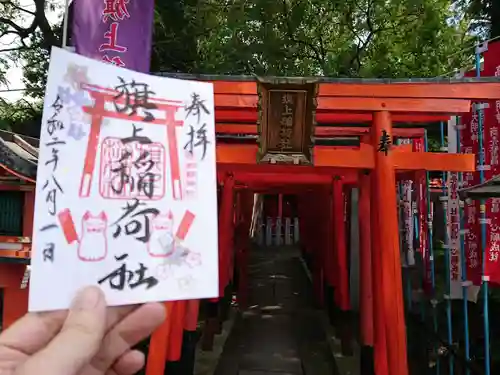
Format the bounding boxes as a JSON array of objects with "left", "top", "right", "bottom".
[{"left": 147, "top": 74, "right": 500, "bottom": 375}]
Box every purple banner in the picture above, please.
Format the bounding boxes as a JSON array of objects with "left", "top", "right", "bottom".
[{"left": 72, "top": 0, "right": 155, "bottom": 73}]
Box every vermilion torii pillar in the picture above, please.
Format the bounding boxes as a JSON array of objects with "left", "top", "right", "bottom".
[
  {"left": 371, "top": 111, "right": 408, "bottom": 375},
  {"left": 359, "top": 171, "right": 376, "bottom": 374},
  {"left": 113, "top": 76, "right": 500, "bottom": 375},
  {"left": 333, "top": 178, "right": 350, "bottom": 311}
]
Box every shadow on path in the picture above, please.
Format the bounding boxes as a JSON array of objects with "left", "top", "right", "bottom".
[{"left": 214, "top": 246, "right": 339, "bottom": 375}]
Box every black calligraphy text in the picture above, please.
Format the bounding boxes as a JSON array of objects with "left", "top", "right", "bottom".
[
  {"left": 114, "top": 77, "right": 157, "bottom": 122},
  {"left": 377, "top": 129, "right": 392, "bottom": 156},
  {"left": 112, "top": 199, "right": 159, "bottom": 243},
  {"left": 98, "top": 253, "right": 159, "bottom": 291}
]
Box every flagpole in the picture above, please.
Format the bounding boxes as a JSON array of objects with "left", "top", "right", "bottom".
[{"left": 61, "top": 0, "right": 71, "bottom": 49}]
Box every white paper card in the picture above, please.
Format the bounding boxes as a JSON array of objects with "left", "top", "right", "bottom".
[{"left": 29, "top": 47, "right": 218, "bottom": 312}]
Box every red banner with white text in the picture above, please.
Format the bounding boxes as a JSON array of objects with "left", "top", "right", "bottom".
[
  {"left": 482, "top": 41, "right": 500, "bottom": 284},
  {"left": 460, "top": 71, "right": 482, "bottom": 285},
  {"left": 412, "top": 137, "right": 433, "bottom": 292}
]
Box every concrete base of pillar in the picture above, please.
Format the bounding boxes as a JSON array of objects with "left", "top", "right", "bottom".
[
  {"left": 325, "top": 285, "right": 337, "bottom": 325},
  {"left": 324, "top": 286, "right": 354, "bottom": 357},
  {"left": 338, "top": 310, "right": 354, "bottom": 357},
  {"left": 360, "top": 345, "right": 375, "bottom": 375},
  {"left": 165, "top": 330, "right": 199, "bottom": 375},
  {"left": 219, "top": 285, "right": 232, "bottom": 323},
  {"left": 201, "top": 301, "right": 219, "bottom": 351}
]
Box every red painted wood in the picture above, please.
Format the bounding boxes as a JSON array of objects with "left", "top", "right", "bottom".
[
  {"left": 333, "top": 179, "right": 350, "bottom": 310},
  {"left": 215, "top": 110, "right": 449, "bottom": 124},
  {"left": 371, "top": 112, "right": 408, "bottom": 375},
  {"left": 167, "top": 301, "right": 187, "bottom": 361},
  {"left": 218, "top": 175, "right": 235, "bottom": 296},
  {"left": 359, "top": 172, "right": 374, "bottom": 346}
]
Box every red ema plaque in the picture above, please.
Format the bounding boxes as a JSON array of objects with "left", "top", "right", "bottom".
[{"left": 256, "top": 78, "right": 318, "bottom": 165}]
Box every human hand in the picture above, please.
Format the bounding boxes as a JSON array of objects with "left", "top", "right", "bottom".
[{"left": 0, "top": 286, "right": 166, "bottom": 375}]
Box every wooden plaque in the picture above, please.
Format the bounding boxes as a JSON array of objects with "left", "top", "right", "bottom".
[{"left": 256, "top": 77, "right": 318, "bottom": 165}]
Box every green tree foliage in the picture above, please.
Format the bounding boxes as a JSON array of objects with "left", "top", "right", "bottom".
[
  {"left": 190, "top": 0, "right": 474, "bottom": 78},
  {"left": 9, "top": 29, "right": 52, "bottom": 100},
  {"left": 0, "top": 0, "right": 478, "bottom": 134},
  {"left": 0, "top": 98, "right": 42, "bottom": 136},
  {"left": 455, "top": 0, "right": 500, "bottom": 38}
]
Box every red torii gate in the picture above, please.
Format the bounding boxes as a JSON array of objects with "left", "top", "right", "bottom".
[
  {"left": 0, "top": 77, "right": 499, "bottom": 375},
  {"left": 145, "top": 76, "right": 500, "bottom": 375}
]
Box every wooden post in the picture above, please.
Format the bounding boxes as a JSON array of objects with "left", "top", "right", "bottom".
[
  {"left": 219, "top": 174, "right": 235, "bottom": 296},
  {"left": 167, "top": 301, "right": 187, "bottom": 361},
  {"left": 278, "top": 193, "right": 283, "bottom": 219},
  {"left": 325, "top": 189, "right": 336, "bottom": 323},
  {"left": 236, "top": 190, "right": 253, "bottom": 309},
  {"left": 324, "top": 188, "right": 334, "bottom": 288},
  {"left": 166, "top": 300, "right": 200, "bottom": 375},
  {"left": 312, "top": 192, "right": 325, "bottom": 307},
  {"left": 200, "top": 299, "right": 219, "bottom": 351},
  {"left": 201, "top": 174, "right": 234, "bottom": 350},
  {"left": 1, "top": 189, "right": 35, "bottom": 329},
  {"left": 236, "top": 246, "right": 249, "bottom": 309},
  {"left": 359, "top": 172, "right": 375, "bottom": 375},
  {"left": 235, "top": 191, "right": 241, "bottom": 225},
  {"left": 370, "top": 170, "right": 389, "bottom": 375},
  {"left": 333, "top": 178, "right": 349, "bottom": 311},
  {"left": 164, "top": 301, "right": 188, "bottom": 374},
  {"left": 333, "top": 178, "right": 352, "bottom": 355},
  {"left": 220, "top": 175, "right": 236, "bottom": 326},
  {"left": 146, "top": 302, "right": 174, "bottom": 375},
  {"left": 371, "top": 111, "right": 408, "bottom": 375},
  {"left": 182, "top": 300, "right": 200, "bottom": 375},
  {"left": 0, "top": 265, "right": 29, "bottom": 329}
]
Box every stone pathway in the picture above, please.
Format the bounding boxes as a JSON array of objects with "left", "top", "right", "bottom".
[{"left": 213, "top": 246, "right": 339, "bottom": 375}]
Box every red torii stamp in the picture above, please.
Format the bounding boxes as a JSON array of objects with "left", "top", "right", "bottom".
[{"left": 80, "top": 84, "right": 185, "bottom": 200}]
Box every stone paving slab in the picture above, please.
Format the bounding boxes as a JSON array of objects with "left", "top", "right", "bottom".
[{"left": 214, "top": 246, "right": 339, "bottom": 375}]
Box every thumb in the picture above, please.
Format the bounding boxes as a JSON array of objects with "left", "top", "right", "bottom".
[{"left": 18, "top": 286, "right": 107, "bottom": 375}]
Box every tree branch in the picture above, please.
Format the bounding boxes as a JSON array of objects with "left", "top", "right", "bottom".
[
  {"left": 280, "top": 0, "right": 327, "bottom": 73},
  {"left": 0, "top": 16, "right": 37, "bottom": 39},
  {"left": 346, "top": 0, "right": 377, "bottom": 74},
  {"left": 0, "top": 0, "right": 36, "bottom": 16},
  {"left": 0, "top": 46, "right": 28, "bottom": 53},
  {"left": 0, "top": 0, "right": 60, "bottom": 53}
]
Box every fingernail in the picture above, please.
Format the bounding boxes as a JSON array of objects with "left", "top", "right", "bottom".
[{"left": 71, "top": 286, "right": 103, "bottom": 311}]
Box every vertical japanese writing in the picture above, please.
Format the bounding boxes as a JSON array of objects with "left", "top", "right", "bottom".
[
  {"left": 397, "top": 138, "right": 413, "bottom": 265},
  {"left": 40, "top": 95, "right": 67, "bottom": 262},
  {"left": 100, "top": 0, "right": 130, "bottom": 67},
  {"left": 483, "top": 61, "right": 500, "bottom": 276},
  {"left": 470, "top": 111, "right": 479, "bottom": 142},
  {"left": 377, "top": 129, "right": 392, "bottom": 155},
  {"left": 108, "top": 124, "right": 161, "bottom": 243},
  {"left": 30, "top": 47, "right": 218, "bottom": 311},
  {"left": 184, "top": 151, "right": 198, "bottom": 199},
  {"left": 114, "top": 77, "right": 157, "bottom": 122},
  {"left": 448, "top": 172, "right": 461, "bottom": 281},
  {"left": 98, "top": 98, "right": 162, "bottom": 290},
  {"left": 278, "top": 93, "right": 294, "bottom": 151},
  {"left": 460, "top": 96, "right": 482, "bottom": 284},
  {"left": 112, "top": 198, "right": 159, "bottom": 243},
  {"left": 489, "top": 127, "right": 498, "bottom": 167},
  {"left": 495, "top": 65, "right": 500, "bottom": 127},
  {"left": 489, "top": 224, "right": 500, "bottom": 262},
  {"left": 184, "top": 93, "right": 211, "bottom": 160}
]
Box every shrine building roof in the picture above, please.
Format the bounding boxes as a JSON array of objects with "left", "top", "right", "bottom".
[
  {"left": 459, "top": 176, "right": 500, "bottom": 200},
  {"left": 0, "top": 130, "right": 38, "bottom": 184}
]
